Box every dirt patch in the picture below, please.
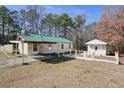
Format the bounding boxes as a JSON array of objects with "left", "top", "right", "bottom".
[
  {"left": 0, "top": 52, "right": 17, "bottom": 62},
  {"left": 119, "top": 56, "right": 124, "bottom": 64},
  {"left": 0, "top": 57, "right": 124, "bottom": 88},
  {"left": 119, "top": 54, "right": 124, "bottom": 64}
]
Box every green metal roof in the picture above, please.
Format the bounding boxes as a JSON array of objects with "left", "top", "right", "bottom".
[{"left": 21, "top": 34, "right": 73, "bottom": 43}]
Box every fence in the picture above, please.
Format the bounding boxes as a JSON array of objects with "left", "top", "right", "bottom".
[
  {"left": 115, "top": 51, "right": 119, "bottom": 64},
  {"left": 0, "top": 44, "right": 13, "bottom": 54},
  {"left": 73, "top": 50, "right": 120, "bottom": 64}
]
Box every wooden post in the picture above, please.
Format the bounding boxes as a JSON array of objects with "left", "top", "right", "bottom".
[
  {"left": 83, "top": 51, "right": 86, "bottom": 58},
  {"left": 63, "top": 50, "right": 65, "bottom": 56},
  {"left": 92, "top": 51, "right": 94, "bottom": 61},
  {"left": 16, "top": 43, "right": 18, "bottom": 54},
  {"left": 75, "top": 50, "right": 77, "bottom": 56},
  {"left": 58, "top": 43, "right": 60, "bottom": 57},
  {"left": 22, "top": 41, "right": 28, "bottom": 65},
  {"left": 21, "top": 40, "right": 24, "bottom": 64},
  {"left": 70, "top": 49, "right": 71, "bottom": 55},
  {"left": 115, "top": 51, "right": 119, "bottom": 64},
  {"left": 76, "top": 35, "right": 79, "bottom": 53}
]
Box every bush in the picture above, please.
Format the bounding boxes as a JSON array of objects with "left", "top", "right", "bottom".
[
  {"left": 107, "top": 43, "right": 124, "bottom": 55},
  {"left": 119, "top": 44, "right": 124, "bottom": 54},
  {"left": 107, "top": 46, "right": 116, "bottom": 55}
]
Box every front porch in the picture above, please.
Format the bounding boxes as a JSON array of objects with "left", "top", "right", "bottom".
[{"left": 30, "top": 43, "right": 73, "bottom": 56}]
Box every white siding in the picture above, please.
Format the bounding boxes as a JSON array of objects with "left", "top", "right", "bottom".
[
  {"left": 0, "top": 45, "right": 13, "bottom": 53},
  {"left": 87, "top": 44, "right": 106, "bottom": 56},
  {"left": 19, "top": 42, "right": 28, "bottom": 55}
]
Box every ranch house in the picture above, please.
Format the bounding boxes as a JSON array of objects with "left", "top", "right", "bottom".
[{"left": 10, "top": 34, "right": 73, "bottom": 56}]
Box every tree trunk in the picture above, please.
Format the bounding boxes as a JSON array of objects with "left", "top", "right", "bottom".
[
  {"left": 63, "top": 26, "right": 66, "bottom": 38},
  {"left": 7, "top": 27, "right": 10, "bottom": 44},
  {"left": 2, "top": 15, "right": 5, "bottom": 45},
  {"left": 55, "top": 26, "right": 57, "bottom": 37},
  {"left": 40, "top": 29, "right": 42, "bottom": 35},
  {"left": 77, "top": 35, "right": 79, "bottom": 52},
  {"left": 39, "top": 24, "right": 43, "bottom": 35},
  {"left": 49, "top": 26, "right": 52, "bottom": 36},
  {"left": 43, "top": 31, "right": 45, "bottom": 35}
]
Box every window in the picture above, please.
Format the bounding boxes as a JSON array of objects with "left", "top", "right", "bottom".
[
  {"left": 61, "top": 44, "right": 64, "bottom": 49},
  {"left": 48, "top": 44, "right": 52, "bottom": 50},
  {"left": 33, "top": 43, "right": 37, "bottom": 51},
  {"left": 69, "top": 44, "right": 71, "bottom": 48},
  {"left": 95, "top": 46, "right": 97, "bottom": 51}
]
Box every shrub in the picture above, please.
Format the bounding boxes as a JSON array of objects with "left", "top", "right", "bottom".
[
  {"left": 107, "top": 46, "right": 116, "bottom": 55},
  {"left": 119, "top": 44, "right": 124, "bottom": 54}
]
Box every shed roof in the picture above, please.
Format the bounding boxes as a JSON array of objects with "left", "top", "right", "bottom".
[
  {"left": 85, "top": 39, "right": 107, "bottom": 45},
  {"left": 20, "top": 34, "right": 72, "bottom": 43}
]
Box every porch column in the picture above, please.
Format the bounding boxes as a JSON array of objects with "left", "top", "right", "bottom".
[
  {"left": 63, "top": 50, "right": 65, "bottom": 56},
  {"left": 58, "top": 43, "right": 60, "bottom": 57},
  {"left": 70, "top": 49, "right": 72, "bottom": 55},
  {"left": 75, "top": 50, "right": 77, "bottom": 56},
  {"left": 21, "top": 41, "right": 28, "bottom": 65},
  {"left": 21, "top": 40, "right": 24, "bottom": 64},
  {"left": 16, "top": 43, "right": 18, "bottom": 54}
]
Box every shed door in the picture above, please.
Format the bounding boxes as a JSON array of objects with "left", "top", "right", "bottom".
[
  {"left": 32, "top": 43, "right": 38, "bottom": 55},
  {"left": 94, "top": 45, "right": 101, "bottom": 55}
]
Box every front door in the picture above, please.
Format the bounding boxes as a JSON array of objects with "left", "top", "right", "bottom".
[{"left": 32, "top": 43, "right": 38, "bottom": 55}]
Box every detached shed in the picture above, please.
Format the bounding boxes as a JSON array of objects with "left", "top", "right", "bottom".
[{"left": 85, "top": 39, "right": 107, "bottom": 56}]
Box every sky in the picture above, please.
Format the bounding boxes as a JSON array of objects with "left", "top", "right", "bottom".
[{"left": 6, "top": 5, "right": 104, "bottom": 25}]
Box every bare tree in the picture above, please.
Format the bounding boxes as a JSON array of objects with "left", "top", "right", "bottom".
[{"left": 25, "top": 5, "right": 45, "bottom": 34}]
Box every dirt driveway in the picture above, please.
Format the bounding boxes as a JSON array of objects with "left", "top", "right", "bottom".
[
  {"left": 0, "top": 57, "right": 38, "bottom": 68},
  {"left": 0, "top": 57, "right": 124, "bottom": 88}
]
